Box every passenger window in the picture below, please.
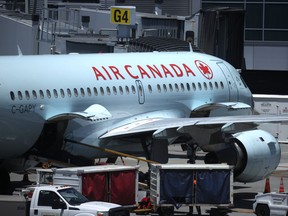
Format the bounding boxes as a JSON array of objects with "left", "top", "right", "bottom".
[
  {"left": 87, "top": 88, "right": 91, "bottom": 96},
  {"left": 106, "top": 87, "right": 111, "bottom": 95},
  {"left": 186, "top": 83, "right": 190, "bottom": 91},
  {"left": 113, "top": 86, "right": 117, "bottom": 95},
  {"left": 93, "top": 87, "right": 98, "bottom": 96},
  {"left": 220, "top": 81, "right": 224, "bottom": 89},
  {"left": 131, "top": 85, "right": 136, "bottom": 94},
  {"left": 46, "top": 90, "right": 51, "bottom": 98},
  {"left": 18, "top": 91, "right": 23, "bottom": 100},
  {"left": 203, "top": 82, "right": 208, "bottom": 91},
  {"left": 10, "top": 91, "right": 15, "bottom": 100},
  {"left": 67, "top": 88, "right": 72, "bottom": 97},
  {"left": 80, "top": 88, "right": 85, "bottom": 97},
  {"left": 209, "top": 82, "right": 213, "bottom": 90},
  {"left": 157, "top": 84, "right": 161, "bottom": 93},
  {"left": 198, "top": 82, "right": 202, "bottom": 91},
  {"left": 169, "top": 84, "right": 173, "bottom": 92},
  {"left": 163, "top": 84, "right": 167, "bottom": 93},
  {"left": 148, "top": 85, "right": 152, "bottom": 93},
  {"left": 125, "top": 86, "right": 129, "bottom": 95},
  {"left": 53, "top": 89, "right": 58, "bottom": 98},
  {"left": 174, "top": 84, "right": 179, "bottom": 92},
  {"left": 180, "top": 83, "right": 185, "bottom": 92},
  {"left": 100, "top": 87, "right": 104, "bottom": 96},
  {"left": 25, "top": 90, "right": 30, "bottom": 100},
  {"left": 39, "top": 90, "right": 44, "bottom": 99},
  {"left": 119, "top": 86, "right": 124, "bottom": 95},
  {"left": 60, "top": 89, "right": 65, "bottom": 98},
  {"left": 192, "top": 83, "right": 196, "bottom": 91},
  {"left": 32, "top": 90, "right": 37, "bottom": 99},
  {"left": 73, "top": 88, "right": 78, "bottom": 97},
  {"left": 215, "top": 82, "right": 219, "bottom": 89}
]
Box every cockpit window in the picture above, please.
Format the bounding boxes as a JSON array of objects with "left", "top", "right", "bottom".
[{"left": 240, "top": 76, "right": 248, "bottom": 88}]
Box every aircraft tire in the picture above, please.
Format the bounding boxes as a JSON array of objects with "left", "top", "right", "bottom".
[{"left": 157, "top": 206, "right": 174, "bottom": 216}]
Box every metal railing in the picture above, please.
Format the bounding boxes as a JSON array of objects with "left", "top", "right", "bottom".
[{"left": 39, "top": 7, "right": 85, "bottom": 42}]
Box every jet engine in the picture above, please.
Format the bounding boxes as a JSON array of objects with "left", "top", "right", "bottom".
[{"left": 204, "top": 129, "right": 280, "bottom": 182}]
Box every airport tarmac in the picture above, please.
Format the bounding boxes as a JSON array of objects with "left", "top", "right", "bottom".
[
  {"left": 169, "top": 143, "right": 288, "bottom": 216},
  {"left": 9, "top": 143, "right": 288, "bottom": 216}
]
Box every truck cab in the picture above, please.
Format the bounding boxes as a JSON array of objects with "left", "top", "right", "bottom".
[
  {"left": 253, "top": 192, "right": 288, "bottom": 216},
  {"left": 29, "top": 185, "right": 129, "bottom": 216}
]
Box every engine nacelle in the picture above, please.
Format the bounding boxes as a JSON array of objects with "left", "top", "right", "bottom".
[
  {"left": 205, "top": 129, "right": 281, "bottom": 182},
  {"left": 232, "top": 129, "right": 280, "bottom": 182}
]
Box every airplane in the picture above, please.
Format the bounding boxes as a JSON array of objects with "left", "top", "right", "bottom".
[{"left": 0, "top": 50, "right": 287, "bottom": 191}]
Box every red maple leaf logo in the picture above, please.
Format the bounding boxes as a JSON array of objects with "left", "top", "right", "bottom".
[
  {"left": 195, "top": 60, "right": 213, "bottom": 79},
  {"left": 199, "top": 63, "right": 210, "bottom": 75}
]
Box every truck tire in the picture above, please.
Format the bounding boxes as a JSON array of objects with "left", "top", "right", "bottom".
[
  {"left": 157, "top": 206, "right": 174, "bottom": 216},
  {"left": 255, "top": 204, "right": 270, "bottom": 216}
]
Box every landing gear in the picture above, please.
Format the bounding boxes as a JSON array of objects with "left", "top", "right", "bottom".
[
  {"left": 186, "top": 141, "right": 198, "bottom": 164},
  {"left": 140, "top": 137, "right": 169, "bottom": 164},
  {"left": 186, "top": 141, "right": 202, "bottom": 216},
  {"left": 0, "top": 168, "right": 10, "bottom": 195}
]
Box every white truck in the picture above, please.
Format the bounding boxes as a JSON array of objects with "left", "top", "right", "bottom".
[
  {"left": 253, "top": 192, "right": 288, "bottom": 216},
  {"left": 150, "top": 163, "right": 234, "bottom": 216},
  {"left": 36, "top": 165, "right": 139, "bottom": 207},
  {"left": 1, "top": 185, "right": 129, "bottom": 216}
]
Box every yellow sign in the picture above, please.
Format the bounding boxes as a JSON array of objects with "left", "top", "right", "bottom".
[{"left": 111, "top": 7, "right": 132, "bottom": 25}]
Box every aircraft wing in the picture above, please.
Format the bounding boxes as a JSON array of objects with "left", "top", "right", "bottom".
[{"left": 100, "top": 115, "right": 288, "bottom": 141}]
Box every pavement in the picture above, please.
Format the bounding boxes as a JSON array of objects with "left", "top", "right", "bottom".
[
  {"left": 9, "top": 144, "right": 288, "bottom": 216},
  {"left": 130, "top": 143, "right": 288, "bottom": 216}
]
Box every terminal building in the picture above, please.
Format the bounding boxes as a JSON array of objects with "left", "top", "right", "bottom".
[
  {"left": 201, "top": 0, "right": 288, "bottom": 95},
  {"left": 0, "top": 0, "right": 287, "bottom": 88},
  {"left": 0, "top": 0, "right": 200, "bottom": 55}
]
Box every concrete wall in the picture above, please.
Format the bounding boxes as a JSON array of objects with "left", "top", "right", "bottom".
[{"left": 0, "top": 16, "right": 34, "bottom": 55}]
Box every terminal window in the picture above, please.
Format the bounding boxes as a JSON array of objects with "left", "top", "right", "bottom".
[{"left": 202, "top": 0, "right": 288, "bottom": 42}]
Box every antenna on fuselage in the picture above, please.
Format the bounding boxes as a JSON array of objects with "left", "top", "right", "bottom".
[
  {"left": 17, "top": 45, "right": 23, "bottom": 56},
  {"left": 189, "top": 42, "right": 193, "bottom": 52}
]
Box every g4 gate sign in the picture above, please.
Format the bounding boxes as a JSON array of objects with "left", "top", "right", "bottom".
[{"left": 110, "top": 6, "right": 136, "bottom": 25}]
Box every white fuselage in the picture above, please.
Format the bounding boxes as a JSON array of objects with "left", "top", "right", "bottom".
[{"left": 0, "top": 52, "right": 252, "bottom": 159}]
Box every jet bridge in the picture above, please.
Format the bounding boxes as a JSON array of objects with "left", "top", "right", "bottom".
[{"left": 128, "top": 36, "right": 201, "bottom": 52}]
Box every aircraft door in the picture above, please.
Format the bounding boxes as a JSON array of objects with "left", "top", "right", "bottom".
[
  {"left": 217, "top": 62, "right": 239, "bottom": 101},
  {"left": 135, "top": 80, "right": 145, "bottom": 104}
]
